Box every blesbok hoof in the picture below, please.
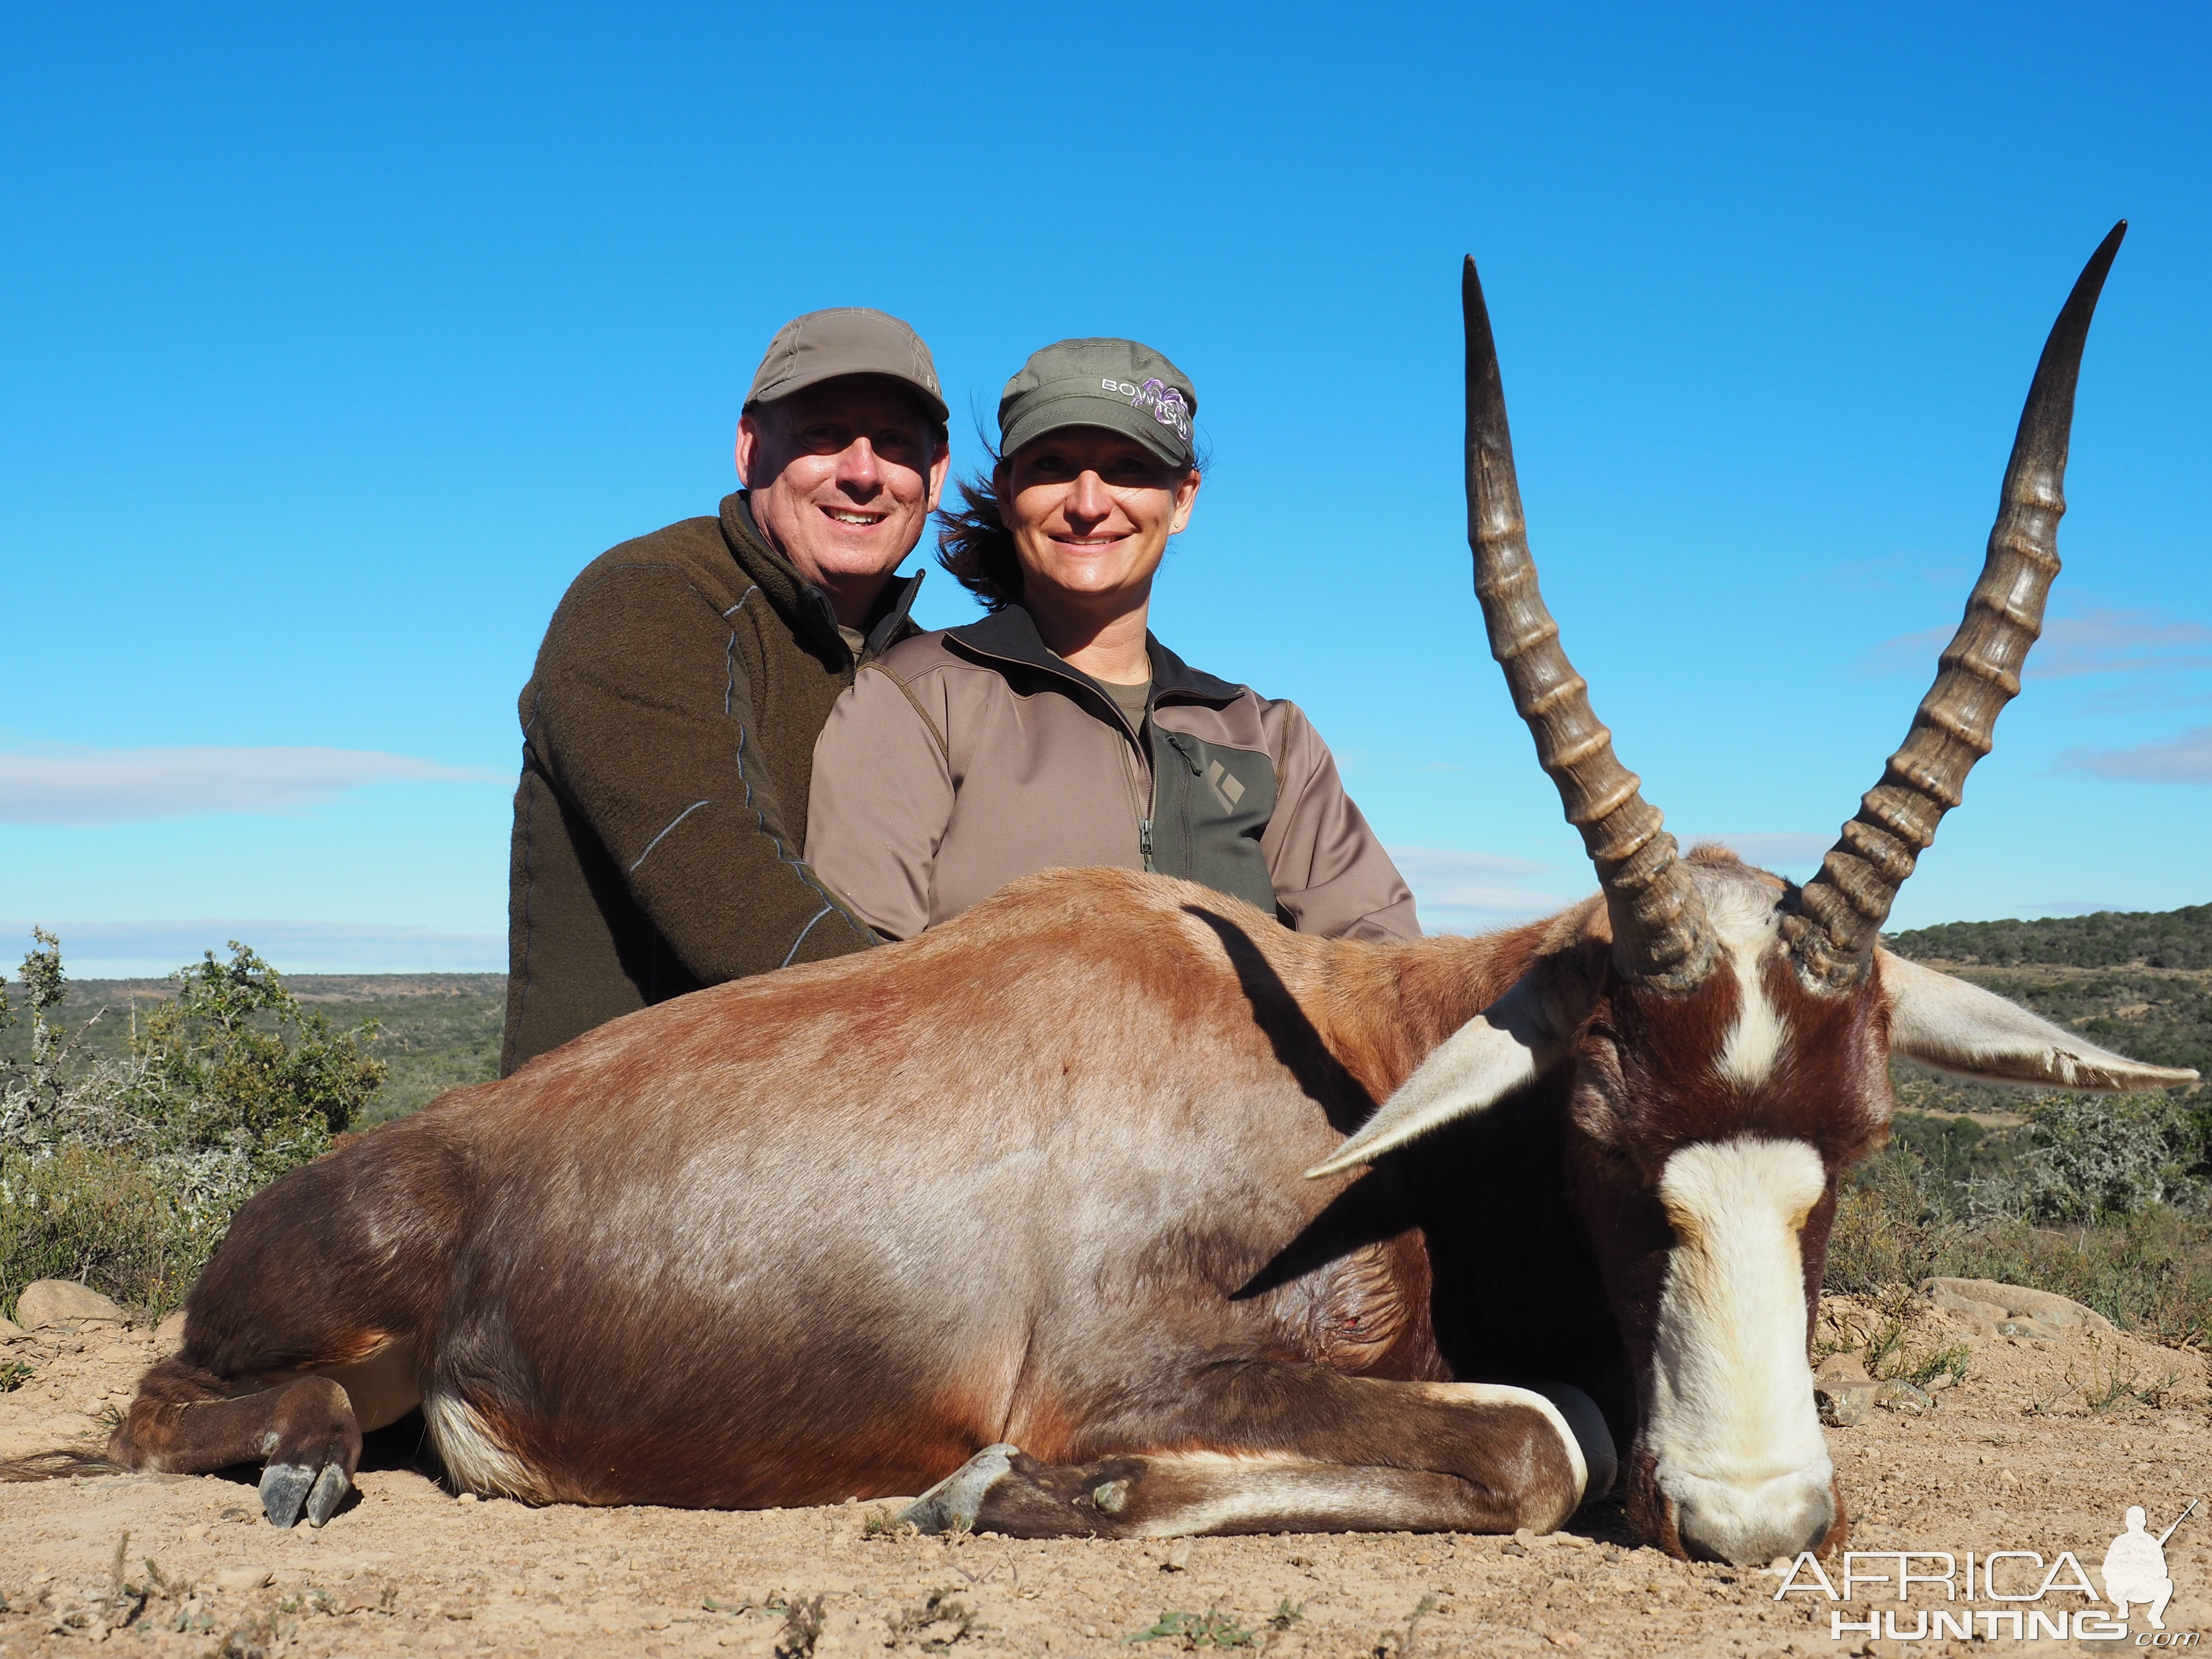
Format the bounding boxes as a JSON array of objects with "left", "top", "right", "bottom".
[
  {"left": 898, "top": 1443, "right": 1020, "bottom": 1535},
  {"left": 304, "top": 1462, "right": 350, "bottom": 1527},
  {"left": 259, "top": 1461, "right": 318, "bottom": 1529},
  {"left": 258, "top": 1457, "right": 351, "bottom": 1529}
]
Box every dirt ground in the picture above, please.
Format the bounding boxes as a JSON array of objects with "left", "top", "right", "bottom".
[{"left": 3, "top": 1297, "right": 2208, "bottom": 1659}]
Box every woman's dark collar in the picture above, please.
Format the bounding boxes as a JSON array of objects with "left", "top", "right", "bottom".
[{"left": 945, "top": 606, "right": 1244, "bottom": 703}]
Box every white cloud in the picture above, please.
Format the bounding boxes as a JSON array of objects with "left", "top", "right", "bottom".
[
  {"left": 2031, "top": 610, "right": 2212, "bottom": 678},
  {"left": 1868, "top": 607, "right": 2212, "bottom": 683},
  {"left": 0, "top": 745, "right": 494, "bottom": 825},
  {"left": 2059, "top": 725, "right": 2212, "bottom": 785},
  {"left": 1388, "top": 847, "right": 1582, "bottom": 935},
  {"left": 0, "top": 919, "right": 505, "bottom": 978}
]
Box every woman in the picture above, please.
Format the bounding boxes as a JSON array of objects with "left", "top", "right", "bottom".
[{"left": 805, "top": 337, "right": 1419, "bottom": 943}]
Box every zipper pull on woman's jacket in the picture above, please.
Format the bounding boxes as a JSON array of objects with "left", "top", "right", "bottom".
[{"left": 1162, "top": 729, "right": 1206, "bottom": 774}]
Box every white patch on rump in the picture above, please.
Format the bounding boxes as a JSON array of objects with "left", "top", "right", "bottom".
[
  {"left": 424, "top": 1392, "right": 540, "bottom": 1501},
  {"left": 1647, "top": 1136, "right": 1833, "bottom": 1563}
]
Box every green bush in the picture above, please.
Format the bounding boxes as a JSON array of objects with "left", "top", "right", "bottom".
[
  {"left": 1938, "top": 1208, "right": 2212, "bottom": 1346},
  {"left": 0, "top": 930, "right": 385, "bottom": 1321},
  {"left": 0, "top": 1146, "right": 205, "bottom": 1316},
  {"left": 1827, "top": 1109, "right": 2212, "bottom": 1347},
  {"left": 1887, "top": 902, "right": 2212, "bottom": 969},
  {"left": 2006, "top": 1093, "right": 2204, "bottom": 1224},
  {"left": 1826, "top": 1154, "right": 1941, "bottom": 1298}
]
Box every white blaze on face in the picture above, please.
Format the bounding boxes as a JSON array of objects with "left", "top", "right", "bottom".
[
  {"left": 1707, "top": 878, "right": 1789, "bottom": 1089},
  {"left": 1714, "top": 961, "right": 1787, "bottom": 1086},
  {"left": 1647, "top": 1135, "right": 1834, "bottom": 1563}
]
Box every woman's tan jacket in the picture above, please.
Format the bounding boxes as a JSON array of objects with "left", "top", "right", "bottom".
[{"left": 805, "top": 606, "right": 1421, "bottom": 944}]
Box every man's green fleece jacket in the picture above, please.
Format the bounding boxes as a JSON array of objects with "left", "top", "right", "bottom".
[{"left": 501, "top": 491, "right": 920, "bottom": 1073}]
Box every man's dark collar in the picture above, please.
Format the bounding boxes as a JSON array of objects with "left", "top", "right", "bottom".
[
  {"left": 945, "top": 605, "right": 1242, "bottom": 703},
  {"left": 720, "top": 491, "right": 923, "bottom": 661}
]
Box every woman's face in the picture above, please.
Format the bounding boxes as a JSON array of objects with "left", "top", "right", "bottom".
[{"left": 998, "top": 427, "right": 1201, "bottom": 606}]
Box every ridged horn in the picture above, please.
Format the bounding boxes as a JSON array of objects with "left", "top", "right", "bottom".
[
  {"left": 1464, "top": 255, "right": 1716, "bottom": 990},
  {"left": 1787, "top": 221, "right": 2128, "bottom": 989}
]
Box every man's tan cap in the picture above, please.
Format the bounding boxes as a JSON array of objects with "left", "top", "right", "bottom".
[{"left": 745, "top": 307, "right": 947, "bottom": 421}]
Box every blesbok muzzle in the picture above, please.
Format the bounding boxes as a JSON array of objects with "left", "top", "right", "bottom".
[{"left": 1637, "top": 1136, "right": 1835, "bottom": 1565}]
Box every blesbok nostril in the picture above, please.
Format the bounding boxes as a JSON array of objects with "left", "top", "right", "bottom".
[{"left": 1676, "top": 1482, "right": 1835, "bottom": 1568}]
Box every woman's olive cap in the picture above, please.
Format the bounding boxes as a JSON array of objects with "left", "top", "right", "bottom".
[
  {"left": 998, "top": 338, "right": 1196, "bottom": 468},
  {"left": 746, "top": 307, "right": 948, "bottom": 422}
]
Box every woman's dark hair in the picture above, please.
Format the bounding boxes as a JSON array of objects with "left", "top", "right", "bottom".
[
  {"left": 936, "top": 467, "right": 1024, "bottom": 613},
  {"left": 935, "top": 443, "right": 1207, "bottom": 613}
]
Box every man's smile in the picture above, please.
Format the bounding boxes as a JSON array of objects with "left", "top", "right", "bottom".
[{"left": 822, "top": 506, "right": 890, "bottom": 527}]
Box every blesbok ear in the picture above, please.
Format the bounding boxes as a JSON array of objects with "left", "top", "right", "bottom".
[
  {"left": 1305, "top": 965, "right": 1588, "bottom": 1178},
  {"left": 1880, "top": 951, "right": 2199, "bottom": 1093}
]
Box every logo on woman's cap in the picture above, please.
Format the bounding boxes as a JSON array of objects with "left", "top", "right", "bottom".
[{"left": 1100, "top": 378, "right": 1194, "bottom": 443}]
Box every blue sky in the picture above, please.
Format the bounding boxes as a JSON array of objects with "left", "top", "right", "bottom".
[{"left": 4, "top": 2, "right": 2208, "bottom": 975}]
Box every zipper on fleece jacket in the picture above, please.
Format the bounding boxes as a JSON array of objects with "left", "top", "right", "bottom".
[{"left": 1114, "top": 734, "right": 1155, "bottom": 873}]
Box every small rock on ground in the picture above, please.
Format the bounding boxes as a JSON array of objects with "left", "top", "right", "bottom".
[
  {"left": 1920, "top": 1276, "right": 2112, "bottom": 1335},
  {"left": 1817, "top": 1382, "right": 1875, "bottom": 1427},
  {"left": 14, "top": 1280, "right": 128, "bottom": 1329}
]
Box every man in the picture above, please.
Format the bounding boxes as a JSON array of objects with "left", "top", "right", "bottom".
[{"left": 502, "top": 308, "right": 950, "bottom": 1073}]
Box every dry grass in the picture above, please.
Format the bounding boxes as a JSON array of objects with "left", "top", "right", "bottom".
[{"left": 1828, "top": 1149, "right": 2212, "bottom": 1347}]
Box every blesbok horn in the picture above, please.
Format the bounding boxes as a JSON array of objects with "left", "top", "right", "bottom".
[
  {"left": 1785, "top": 221, "right": 2128, "bottom": 990},
  {"left": 1464, "top": 255, "right": 1716, "bottom": 991}
]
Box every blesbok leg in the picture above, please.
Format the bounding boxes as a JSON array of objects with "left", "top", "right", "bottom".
[
  {"left": 105, "top": 1112, "right": 453, "bottom": 1526},
  {"left": 108, "top": 1359, "right": 363, "bottom": 1528},
  {"left": 900, "top": 1372, "right": 1615, "bottom": 1539}
]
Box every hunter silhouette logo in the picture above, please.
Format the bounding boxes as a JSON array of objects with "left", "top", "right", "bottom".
[{"left": 2105, "top": 1500, "right": 2197, "bottom": 1632}]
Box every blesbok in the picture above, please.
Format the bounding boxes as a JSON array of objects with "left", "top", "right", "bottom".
[{"left": 101, "top": 223, "right": 2191, "bottom": 1567}]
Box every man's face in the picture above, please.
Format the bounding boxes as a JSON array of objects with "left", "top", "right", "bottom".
[{"left": 736, "top": 375, "right": 949, "bottom": 590}]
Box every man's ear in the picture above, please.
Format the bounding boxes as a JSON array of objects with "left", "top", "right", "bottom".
[
  {"left": 735, "top": 411, "right": 763, "bottom": 487},
  {"left": 925, "top": 434, "right": 951, "bottom": 513},
  {"left": 1880, "top": 950, "right": 2198, "bottom": 1092},
  {"left": 1306, "top": 962, "right": 1588, "bottom": 1178}
]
